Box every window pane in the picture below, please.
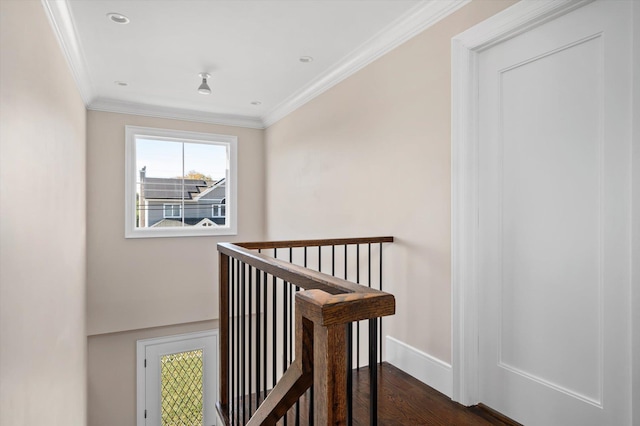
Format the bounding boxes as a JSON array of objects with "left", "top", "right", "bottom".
[
  {"left": 183, "top": 143, "right": 228, "bottom": 226},
  {"left": 136, "top": 139, "right": 183, "bottom": 228},
  {"left": 161, "top": 349, "right": 204, "bottom": 426}
]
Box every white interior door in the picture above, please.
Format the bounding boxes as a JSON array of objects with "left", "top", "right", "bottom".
[{"left": 477, "top": 1, "right": 632, "bottom": 425}]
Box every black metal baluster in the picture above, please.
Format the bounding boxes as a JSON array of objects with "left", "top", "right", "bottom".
[
  {"left": 332, "top": 245, "right": 335, "bottom": 276},
  {"left": 369, "top": 318, "right": 378, "bottom": 426},
  {"left": 255, "top": 269, "right": 260, "bottom": 410},
  {"left": 288, "top": 247, "right": 299, "bottom": 426},
  {"left": 344, "top": 244, "right": 348, "bottom": 279},
  {"left": 263, "top": 270, "right": 268, "bottom": 401},
  {"left": 256, "top": 268, "right": 261, "bottom": 407},
  {"left": 304, "top": 247, "right": 314, "bottom": 426},
  {"left": 368, "top": 243, "right": 372, "bottom": 289},
  {"left": 283, "top": 280, "right": 287, "bottom": 374},
  {"left": 236, "top": 259, "right": 241, "bottom": 426},
  {"left": 289, "top": 247, "right": 293, "bottom": 366},
  {"left": 282, "top": 269, "right": 288, "bottom": 426},
  {"left": 379, "top": 242, "right": 383, "bottom": 362},
  {"left": 248, "top": 266, "right": 253, "bottom": 417},
  {"left": 241, "top": 261, "right": 246, "bottom": 425},
  {"left": 356, "top": 244, "right": 360, "bottom": 369},
  {"left": 272, "top": 249, "right": 277, "bottom": 392},
  {"left": 367, "top": 243, "right": 378, "bottom": 368},
  {"left": 230, "top": 258, "right": 235, "bottom": 420}
]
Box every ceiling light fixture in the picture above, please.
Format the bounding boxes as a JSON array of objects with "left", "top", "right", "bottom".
[
  {"left": 197, "top": 73, "right": 211, "bottom": 95},
  {"left": 106, "top": 13, "right": 130, "bottom": 24},
  {"left": 299, "top": 56, "right": 314, "bottom": 63}
]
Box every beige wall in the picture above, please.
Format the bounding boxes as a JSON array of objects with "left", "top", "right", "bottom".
[
  {"left": 264, "top": 0, "right": 516, "bottom": 363},
  {"left": 88, "top": 320, "right": 218, "bottom": 426},
  {"left": 0, "top": 1, "right": 87, "bottom": 424},
  {"left": 86, "top": 112, "right": 264, "bottom": 426},
  {"left": 87, "top": 111, "right": 265, "bottom": 335}
]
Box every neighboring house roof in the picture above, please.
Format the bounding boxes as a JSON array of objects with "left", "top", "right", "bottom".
[
  {"left": 194, "top": 218, "right": 218, "bottom": 227},
  {"left": 150, "top": 218, "right": 184, "bottom": 228},
  {"left": 149, "top": 218, "right": 221, "bottom": 228},
  {"left": 142, "top": 177, "right": 212, "bottom": 200},
  {"left": 142, "top": 177, "right": 226, "bottom": 201},
  {"left": 193, "top": 178, "right": 226, "bottom": 201}
]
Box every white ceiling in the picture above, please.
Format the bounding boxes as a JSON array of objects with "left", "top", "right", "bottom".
[{"left": 43, "top": 0, "right": 469, "bottom": 128}]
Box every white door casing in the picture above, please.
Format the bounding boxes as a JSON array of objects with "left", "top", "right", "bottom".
[
  {"left": 137, "top": 330, "right": 218, "bottom": 426},
  {"left": 451, "top": 0, "right": 636, "bottom": 424}
]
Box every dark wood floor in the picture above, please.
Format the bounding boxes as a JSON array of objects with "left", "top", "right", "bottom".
[
  {"left": 350, "top": 362, "right": 519, "bottom": 425},
  {"left": 224, "top": 362, "right": 520, "bottom": 425}
]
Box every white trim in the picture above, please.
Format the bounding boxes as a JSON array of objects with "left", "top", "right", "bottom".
[
  {"left": 90, "top": 98, "right": 264, "bottom": 130},
  {"left": 450, "top": 0, "right": 594, "bottom": 406},
  {"left": 263, "top": 0, "right": 471, "bottom": 128},
  {"left": 385, "top": 336, "right": 452, "bottom": 398},
  {"left": 125, "top": 126, "right": 238, "bottom": 238},
  {"left": 40, "top": 0, "right": 94, "bottom": 105},
  {"left": 136, "top": 330, "right": 218, "bottom": 426}
]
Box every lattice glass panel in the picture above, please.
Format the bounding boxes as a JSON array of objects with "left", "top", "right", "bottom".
[{"left": 161, "top": 349, "right": 204, "bottom": 426}]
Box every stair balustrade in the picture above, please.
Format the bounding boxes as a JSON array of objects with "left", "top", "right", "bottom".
[{"left": 217, "top": 237, "right": 395, "bottom": 426}]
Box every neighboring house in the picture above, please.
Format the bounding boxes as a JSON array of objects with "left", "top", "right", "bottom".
[{"left": 138, "top": 168, "right": 226, "bottom": 228}]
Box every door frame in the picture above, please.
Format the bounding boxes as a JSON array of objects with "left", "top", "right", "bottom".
[
  {"left": 450, "top": 0, "right": 599, "bottom": 407},
  {"left": 136, "top": 329, "right": 219, "bottom": 426}
]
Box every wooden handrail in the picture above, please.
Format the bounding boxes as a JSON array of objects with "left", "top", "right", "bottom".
[
  {"left": 218, "top": 242, "right": 387, "bottom": 295},
  {"left": 218, "top": 237, "right": 395, "bottom": 425},
  {"left": 236, "top": 236, "right": 394, "bottom": 250}
]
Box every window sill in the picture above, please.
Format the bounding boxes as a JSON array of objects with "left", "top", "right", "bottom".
[{"left": 125, "top": 226, "right": 237, "bottom": 239}]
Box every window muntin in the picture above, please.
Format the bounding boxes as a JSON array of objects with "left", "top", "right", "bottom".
[{"left": 125, "top": 126, "right": 237, "bottom": 238}]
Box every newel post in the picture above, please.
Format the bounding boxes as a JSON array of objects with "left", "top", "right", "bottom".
[
  {"left": 219, "top": 251, "right": 229, "bottom": 408},
  {"left": 314, "top": 322, "right": 348, "bottom": 425}
]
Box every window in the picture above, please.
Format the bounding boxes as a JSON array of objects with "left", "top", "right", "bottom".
[
  {"left": 137, "top": 330, "right": 218, "bottom": 426},
  {"left": 212, "top": 204, "right": 225, "bottom": 218},
  {"left": 125, "top": 126, "right": 237, "bottom": 238},
  {"left": 163, "top": 203, "right": 182, "bottom": 219}
]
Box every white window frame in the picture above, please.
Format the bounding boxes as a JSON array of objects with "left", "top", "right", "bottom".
[
  {"left": 163, "top": 203, "right": 182, "bottom": 219},
  {"left": 125, "top": 126, "right": 238, "bottom": 238},
  {"left": 136, "top": 330, "right": 219, "bottom": 426}
]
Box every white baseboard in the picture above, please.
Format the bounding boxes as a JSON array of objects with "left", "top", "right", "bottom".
[{"left": 385, "top": 336, "right": 453, "bottom": 398}]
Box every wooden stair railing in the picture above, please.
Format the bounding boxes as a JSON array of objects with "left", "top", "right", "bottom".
[{"left": 217, "top": 237, "right": 395, "bottom": 426}]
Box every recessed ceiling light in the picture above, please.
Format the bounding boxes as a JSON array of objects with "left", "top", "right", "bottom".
[
  {"left": 107, "top": 13, "right": 130, "bottom": 24},
  {"left": 114, "top": 81, "right": 128, "bottom": 86},
  {"left": 250, "top": 101, "right": 262, "bottom": 106},
  {"left": 299, "top": 56, "right": 314, "bottom": 63}
]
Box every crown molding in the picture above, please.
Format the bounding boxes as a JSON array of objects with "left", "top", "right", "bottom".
[
  {"left": 89, "top": 98, "right": 265, "bottom": 129},
  {"left": 41, "top": 0, "right": 94, "bottom": 105},
  {"left": 42, "top": 0, "right": 471, "bottom": 130},
  {"left": 262, "top": 0, "right": 472, "bottom": 128}
]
